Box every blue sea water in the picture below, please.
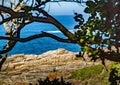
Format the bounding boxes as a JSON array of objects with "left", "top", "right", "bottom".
[{"left": 0, "top": 15, "right": 81, "bottom": 56}]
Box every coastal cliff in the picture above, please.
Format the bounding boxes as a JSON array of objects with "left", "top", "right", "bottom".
[{"left": 0, "top": 48, "right": 107, "bottom": 85}]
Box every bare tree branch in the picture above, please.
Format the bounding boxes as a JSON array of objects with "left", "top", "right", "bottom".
[
  {"left": 0, "top": 31, "right": 77, "bottom": 54},
  {"left": 0, "top": 20, "right": 27, "bottom": 54},
  {"left": 0, "top": 41, "right": 17, "bottom": 54},
  {"left": 0, "top": 5, "right": 77, "bottom": 42},
  {"left": 0, "top": 5, "right": 15, "bottom": 15},
  {"left": 0, "top": 53, "right": 7, "bottom": 70},
  {"left": 0, "top": 1, "right": 79, "bottom": 69},
  {"left": 31, "top": 8, "right": 77, "bottom": 41},
  {"left": 0, "top": 31, "right": 77, "bottom": 43}
]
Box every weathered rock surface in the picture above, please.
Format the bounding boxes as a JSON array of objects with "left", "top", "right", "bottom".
[{"left": 0, "top": 48, "right": 104, "bottom": 85}]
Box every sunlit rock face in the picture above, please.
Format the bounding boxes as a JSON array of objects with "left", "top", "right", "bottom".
[{"left": 0, "top": 48, "right": 102, "bottom": 85}]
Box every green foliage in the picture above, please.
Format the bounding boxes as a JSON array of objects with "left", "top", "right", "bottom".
[
  {"left": 74, "top": 0, "right": 120, "bottom": 62},
  {"left": 110, "top": 62, "right": 120, "bottom": 74},
  {"left": 109, "top": 62, "right": 120, "bottom": 85},
  {"left": 68, "top": 63, "right": 120, "bottom": 85},
  {"left": 68, "top": 65, "right": 104, "bottom": 80}
]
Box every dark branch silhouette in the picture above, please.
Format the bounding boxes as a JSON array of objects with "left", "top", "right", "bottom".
[
  {"left": 0, "top": 0, "right": 79, "bottom": 70},
  {"left": 1, "top": 0, "right": 120, "bottom": 71},
  {"left": 0, "top": 31, "right": 76, "bottom": 44}
]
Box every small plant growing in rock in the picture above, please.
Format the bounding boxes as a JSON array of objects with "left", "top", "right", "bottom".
[{"left": 38, "top": 77, "right": 72, "bottom": 85}]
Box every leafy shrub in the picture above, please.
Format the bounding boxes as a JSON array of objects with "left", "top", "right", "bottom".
[{"left": 109, "top": 62, "right": 120, "bottom": 85}]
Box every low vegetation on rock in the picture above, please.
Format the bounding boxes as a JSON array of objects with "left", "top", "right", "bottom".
[
  {"left": 37, "top": 77, "right": 72, "bottom": 85},
  {"left": 68, "top": 63, "right": 120, "bottom": 85}
]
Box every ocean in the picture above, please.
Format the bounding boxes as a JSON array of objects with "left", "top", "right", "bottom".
[{"left": 0, "top": 15, "right": 81, "bottom": 56}]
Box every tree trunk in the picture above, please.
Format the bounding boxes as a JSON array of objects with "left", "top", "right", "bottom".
[{"left": 0, "top": 53, "right": 7, "bottom": 70}]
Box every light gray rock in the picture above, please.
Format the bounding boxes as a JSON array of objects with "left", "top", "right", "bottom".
[{"left": 0, "top": 48, "right": 102, "bottom": 85}]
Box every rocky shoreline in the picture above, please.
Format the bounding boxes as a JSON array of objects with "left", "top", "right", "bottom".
[{"left": 0, "top": 48, "right": 108, "bottom": 85}]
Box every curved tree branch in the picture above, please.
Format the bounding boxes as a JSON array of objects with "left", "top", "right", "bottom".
[
  {"left": 0, "top": 5, "right": 77, "bottom": 43},
  {"left": 0, "top": 41, "right": 17, "bottom": 54},
  {"left": 19, "top": 31, "right": 77, "bottom": 43},
  {"left": 0, "top": 5, "right": 15, "bottom": 15},
  {"left": 0, "top": 20, "right": 28, "bottom": 54},
  {"left": 0, "top": 31, "right": 77, "bottom": 54},
  {"left": 31, "top": 8, "right": 77, "bottom": 41},
  {"left": 0, "top": 31, "right": 77, "bottom": 43},
  {"left": 0, "top": 0, "right": 84, "bottom": 70},
  {"left": 0, "top": 3, "right": 78, "bottom": 54}
]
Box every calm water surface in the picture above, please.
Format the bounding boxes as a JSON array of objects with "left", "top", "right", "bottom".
[{"left": 0, "top": 15, "right": 81, "bottom": 56}]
